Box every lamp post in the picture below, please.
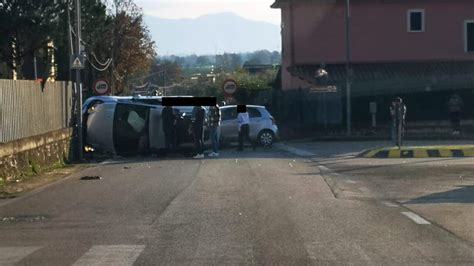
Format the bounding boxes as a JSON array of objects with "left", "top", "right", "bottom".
[{"left": 345, "top": 0, "right": 352, "bottom": 136}]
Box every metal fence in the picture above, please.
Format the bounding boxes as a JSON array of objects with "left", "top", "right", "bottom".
[{"left": 0, "top": 79, "right": 73, "bottom": 143}]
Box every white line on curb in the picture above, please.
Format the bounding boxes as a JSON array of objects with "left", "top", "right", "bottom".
[{"left": 401, "top": 211, "right": 431, "bottom": 225}]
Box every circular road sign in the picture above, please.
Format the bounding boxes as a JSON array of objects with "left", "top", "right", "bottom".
[
  {"left": 222, "top": 79, "right": 238, "bottom": 95},
  {"left": 93, "top": 79, "right": 110, "bottom": 95}
]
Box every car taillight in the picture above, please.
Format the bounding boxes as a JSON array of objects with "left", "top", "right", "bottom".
[{"left": 270, "top": 117, "right": 276, "bottom": 125}]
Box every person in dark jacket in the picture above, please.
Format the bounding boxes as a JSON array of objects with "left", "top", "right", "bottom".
[
  {"left": 447, "top": 94, "right": 463, "bottom": 135},
  {"left": 192, "top": 105, "right": 205, "bottom": 158},
  {"left": 162, "top": 105, "right": 177, "bottom": 152},
  {"left": 207, "top": 103, "right": 221, "bottom": 157}
]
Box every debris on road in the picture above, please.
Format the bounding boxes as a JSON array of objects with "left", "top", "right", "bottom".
[{"left": 80, "top": 176, "right": 102, "bottom": 180}]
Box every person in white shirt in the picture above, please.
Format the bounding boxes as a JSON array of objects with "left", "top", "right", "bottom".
[{"left": 237, "top": 104, "right": 256, "bottom": 151}]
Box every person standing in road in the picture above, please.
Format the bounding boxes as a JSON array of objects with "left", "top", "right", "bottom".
[
  {"left": 207, "top": 102, "right": 221, "bottom": 157},
  {"left": 237, "top": 104, "right": 256, "bottom": 151},
  {"left": 447, "top": 93, "right": 463, "bottom": 135},
  {"left": 162, "top": 105, "right": 177, "bottom": 153},
  {"left": 192, "top": 105, "right": 206, "bottom": 159}
]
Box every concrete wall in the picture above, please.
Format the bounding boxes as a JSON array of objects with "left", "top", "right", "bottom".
[
  {"left": 278, "top": 0, "right": 474, "bottom": 90},
  {"left": 0, "top": 128, "right": 73, "bottom": 182}
]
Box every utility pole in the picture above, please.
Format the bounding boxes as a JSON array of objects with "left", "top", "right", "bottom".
[
  {"left": 75, "top": 0, "right": 83, "bottom": 161},
  {"left": 345, "top": 0, "right": 352, "bottom": 136}
]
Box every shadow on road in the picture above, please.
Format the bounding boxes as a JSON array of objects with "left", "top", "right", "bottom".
[
  {"left": 94, "top": 147, "right": 294, "bottom": 166},
  {"left": 404, "top": 186, "right": 474, "bottom": 204}
]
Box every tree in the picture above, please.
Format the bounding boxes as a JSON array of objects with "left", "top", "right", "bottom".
[
  {"left": 106, "top": 0, "right": 156, "bottom": 95},
  {"left": 0, "top": 0, "right": 63, "bottom": 79},
  {"left": 196, "top": 55, "right": 211, "bottom": 66},
  {"left": 215, "top": 53, "right": 241, "bottom": 72},
  {"left": 146, "top": 59, "right": 183, "bottom": 87}
]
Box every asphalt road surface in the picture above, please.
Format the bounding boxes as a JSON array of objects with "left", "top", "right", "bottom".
[{"left": 0, "top": 146, "right": 473, "bottom": 265}]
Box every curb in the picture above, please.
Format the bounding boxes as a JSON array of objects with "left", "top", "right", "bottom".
[{"left": 360, "top": 145, "right": 474, "bottom": 158}]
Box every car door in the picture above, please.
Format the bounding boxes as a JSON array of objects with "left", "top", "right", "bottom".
[
  {"left": 220, "top": 107, "right": 238, "bottom": 141},
  {"left": 247, "top": 107, "right": 263, "bottom": 139}
]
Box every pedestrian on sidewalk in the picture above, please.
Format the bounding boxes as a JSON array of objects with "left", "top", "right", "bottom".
[
  {"left": 192, "top": 105, "right": 205, "bottom": 159},
  {"left": 447, "top": 93, "right": 463, "bottom": 135},
  {"left": 390, "top": 97, "right": 407, "bottom": 147},
  {"left": 162, "top": 105, "right": 177, "bottom": 153},
  {"left": 207, "top": 102, "right": 222, "bottom": 157},
  {"left": 237, "top": 104, "right": 256, "bottom": 151}
]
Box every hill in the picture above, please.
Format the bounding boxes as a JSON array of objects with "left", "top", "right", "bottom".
[{"left": 144, "top": 12, "right": 281, "bottom": 55}]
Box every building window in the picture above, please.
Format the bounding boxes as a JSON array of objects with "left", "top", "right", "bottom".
[
  {"left": 466, "top": 21, "right": 474, "bottom": 52},
  {"left": 407, "top": 10, "right": 425, "bottom": 32}
]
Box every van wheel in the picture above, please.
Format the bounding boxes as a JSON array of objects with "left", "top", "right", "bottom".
[{"left": 258, "top": 130, "right": 274, "bottom": 147}]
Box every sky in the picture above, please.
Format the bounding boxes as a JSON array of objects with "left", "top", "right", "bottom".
[{"left": 134, "top": 0, "right": 281, "bottom": 25}]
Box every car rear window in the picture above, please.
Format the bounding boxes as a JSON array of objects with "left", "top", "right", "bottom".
[
  {"left": 248, "top": 107, "right": 262, "bottom": 118},
  {"left": 221, "top": 107, "right": 237, "bottom": 121}
]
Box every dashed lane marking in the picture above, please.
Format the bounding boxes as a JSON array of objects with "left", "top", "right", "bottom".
[
  {"left": 401, "top": 211, "right": 431, "bottom": 225},
  {"left": 73, "top": 245, "right": 145, "bottom": 266},
  {"left": 382, "top": 201, "right": 399, "bottom": 208},
  {"left": 0, "top": 246, "right": 40, "bottom": 265}
]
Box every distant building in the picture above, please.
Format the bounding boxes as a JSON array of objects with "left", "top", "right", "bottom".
[
  {"left": 272, "top": 0, "right": 474, "bottom": 91},
  {"left": 271, "top": 0, "right": 474, "bottom": 124}
]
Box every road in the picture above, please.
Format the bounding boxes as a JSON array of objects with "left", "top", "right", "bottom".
[{"left": 0, "top": 145, "right": 473, "bottom": 265}]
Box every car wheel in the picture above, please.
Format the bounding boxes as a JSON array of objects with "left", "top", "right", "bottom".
[{"left": 258, "top": 130, "right": 274, "bottom": 147}]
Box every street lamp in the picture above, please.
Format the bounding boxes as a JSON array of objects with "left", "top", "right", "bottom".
[{"left": 345, "top": 0, "right": 352, "bottom": 135}]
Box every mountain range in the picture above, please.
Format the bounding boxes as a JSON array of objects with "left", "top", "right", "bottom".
[{"left": 144, "top": 12, "right": 281, "bottom": 56}]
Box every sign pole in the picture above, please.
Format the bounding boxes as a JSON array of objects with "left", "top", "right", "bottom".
[
  {"left": 345, "top": 0, "right": 352, "bottom": 136},
  {"left": 75, "top": 0, "right": 83, "bottom": 161}
]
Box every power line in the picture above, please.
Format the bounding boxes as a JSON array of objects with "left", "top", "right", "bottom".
[{"left": 86, "top": 55, "right": 112, "bottom": 71}]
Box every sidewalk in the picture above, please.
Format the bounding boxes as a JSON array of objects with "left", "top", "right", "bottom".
[
  {"left": 278, "top": 141, "right": 474, "bottom": 243},
  {"left": 283, "top": 140, "right": 474, "bottom": 159}
]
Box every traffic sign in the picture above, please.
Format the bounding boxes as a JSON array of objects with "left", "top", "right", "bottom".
[
  {"left": 222, "top": 79, "right": 238, "bottom": 95},
  {"left": 70, "top": 54, "right": 84, "bottom": 70},
  {"left": 93, "top": 79, "right": 110, "bottom": 95}
]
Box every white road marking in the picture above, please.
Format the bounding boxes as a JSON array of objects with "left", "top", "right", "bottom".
[
  {"left": 318, "top": 165, "right": 330, "bottom": 172},
  {"left": 382, "top": 201, "right": 399, "bottom": 208},
  {"left": 275, "top": 144, "right": 315, "bottom": 157},
  {"left": 346, "top": 180, "right": 357, "bottom": 184},
  {"left": 73, "top": 245, "right": 145, "bottom": 266},
  {"left": 0, "top": 246, "right": 40, "bottom": 265},
  {"left": 401, "top": 211, "right": 431, "bottom": 225}
]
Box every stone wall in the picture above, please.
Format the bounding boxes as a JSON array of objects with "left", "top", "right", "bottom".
[{"left": 0, "top": 128, "right": 73, "bottom": 182}]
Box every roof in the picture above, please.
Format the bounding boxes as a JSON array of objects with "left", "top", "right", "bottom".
[
  {"left": 287, "top": 61, "right": 474, "bottom": 96},
  {"left": 271, "top": 0, "right": 320, "bottom": 8}
]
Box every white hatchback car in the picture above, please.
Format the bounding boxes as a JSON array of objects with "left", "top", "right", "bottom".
[{"left": 219, "top": 105, "right": 278, "bottom": 147}]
